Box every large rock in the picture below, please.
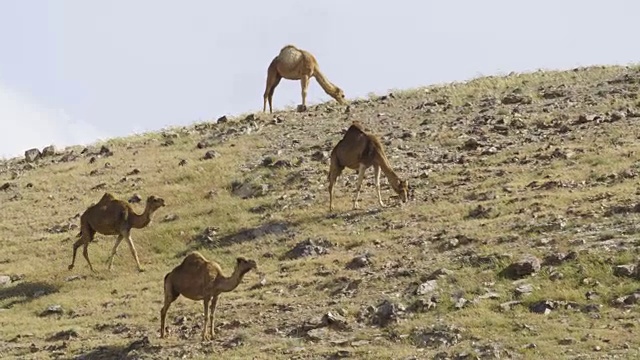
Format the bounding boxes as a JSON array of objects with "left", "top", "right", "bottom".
[
  {"left": 24, "top": 148, "right": 41, "bottom": 163},
  {"left": 41, "top": 145, "right": 56, "bottom": 157}
]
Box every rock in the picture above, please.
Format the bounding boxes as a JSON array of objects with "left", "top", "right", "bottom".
[
  {"left": 0, "top": 182, "right": 14, "bottom": 191},
  {"left": 128, "top": 194, "right": 142, "bottom": 203},
  {"left": 321, "top": 312, "right": 349, "bottom": 330},
  {"left": 193, "top": 227, "right": 219, "bottom": 245},
  {"left": 231, "top": 177, "right": 268, "bottom": 199},
  {"left": 461, "top": 138, "right": 480, "bottom": 151},
  {"left": 0, "top": 275, "right": 11, "bottom": 287},
  {"left": 502, "top": 93, "right": 533, "bottom": 105},
  {"left": 499, "top": 301, "right": 522, "bottom": 311},
  {"left": 203, "top": 150, "right": 219, "bottom": 160},
  {"left": 47, "top": 329, "right": 78, "bottom": 341},
  {"left": 282, "top": 238, "right": 332, "bottom": 260},
  {"left": 99, "top": 145, "right": 113, "bottom": 156},
  {"left": 416, "top": 280, "right": 438, "bottom": 295},
  {"left": 424, "top": 268, "right": 454, "bottom": 280},
  {"left": 41, "top": 145, "right": 56, "bottom": 157},
  {"left": 40, "top": 305, "right": 64, "bottom": 317},
  {"left": 530, "top": 300, "right": 554, "bottom": 315},
  {"left": 24, "top": 148, "right": 41, "bottom": 162},
  {"left": 410, "top": 325, "right": 464, "bottom": 348},
  {"left": 369, "top": 300, "right": 405, "bottom": 327},
  {"left": 306, "top": 327, "right": 329, "bottom": 341},
  {"left": 217, "top": 115, "right": 228, "bottom": 123},
  {"left": 311, "top": 151, "right": 330, "bottom": 162},
  {"left": 500, "top": 255, "right": 541, "bottom": 279},
  {"left": 613, "top": 264, "right": 636, "bottom": 278},
  {"left": 514, "top": 283, "right": 534, "bottom": 296},
  {"left": 162, "top": 214, "right": 179, "bottom": 222},
  {"left": 410, "top": 297, "right": 438, "bottom": 313},
  {"left": 345, "top": 254, "right": 372, "bottom": 270},
  {"left": 65, "top": 275, "right": 85, "bottom": 282}
]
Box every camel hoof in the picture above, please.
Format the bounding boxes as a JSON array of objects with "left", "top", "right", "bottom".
[
  {"left": 68, "top": 265, "right": 74, "bottom": 270},
  {"left": 137, "top": 267, "right": 146, "bottom": 273}
]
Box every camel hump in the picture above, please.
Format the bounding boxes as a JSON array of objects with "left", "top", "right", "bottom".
[
  {"left": 348, "top": 121, "right": 366, "bottom": 133},
  {"left": 278, "top": 45, "right": 305, "bottom": 66}
]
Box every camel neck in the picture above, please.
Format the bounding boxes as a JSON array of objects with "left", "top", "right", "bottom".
[
  {"left": 215, "top": 268, "right": 248, "bottom": 292},
  {"left": 313, "top": 69, "right": 336, "bottom": 94}
]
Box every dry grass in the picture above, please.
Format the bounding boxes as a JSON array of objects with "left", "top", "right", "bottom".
[{"left": 2, "top": 64, "right": 640, "bottom": 359}]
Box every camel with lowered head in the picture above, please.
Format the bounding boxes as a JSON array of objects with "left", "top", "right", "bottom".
[
  {"left": 68, "top": 192, "right": 165, "bottom": 273},
  {"left": 328, "top": 121, "right": 409, "bottom": 212},
  {"left": 160, "top": 251, "right": 257, "bottom": 341},
  {"left": 263, "top": 44, "right": 346, "bottom": 114}
]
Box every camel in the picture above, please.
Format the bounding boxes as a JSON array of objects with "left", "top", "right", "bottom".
[
  {"left": 263, "top": 44, "right": 346, "bottom": 114},
  {"left": 160, "top": 251, "right": 257, "bottom": 341},
  {"left": 67, "top": 192, "right": 166, "bottom": 273},
  {"left": 328, "top": 121, "right": 409, "bottom": 212}
]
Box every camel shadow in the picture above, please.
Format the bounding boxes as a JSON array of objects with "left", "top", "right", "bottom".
[
  {"left": 0, "top": 281, "right": 59, "bottom": 308},
  {"left": 184, "top": 220, "right": 300, "bottom": 255},
  {"left": 72, "top": 336, "right": 159, "bottom": 360}
]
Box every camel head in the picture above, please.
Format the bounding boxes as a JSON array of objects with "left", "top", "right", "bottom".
[
  {"left": 331, "top": 87, "right": 347, "bottom": 105},
  {"left": 235, "top": 257, "right": 257, "bottom": 275},
  {"left": 145, "top": 195, "right": 166, "bottom": 212},
  {"left": 392, "top": 179, "right": 409, "bottom": 203}
]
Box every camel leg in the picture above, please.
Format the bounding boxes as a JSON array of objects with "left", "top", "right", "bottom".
[
  {"left": 68, "top": 238, "right": 84, "bottom": 270},
  {"left": 207, "top": 294, "right": 219, "bottom": 339},
  {"left": 202, "top": 297, "right": 212, "bottom": 341},
  {"left": 264, "top": 75, "right": 281, "bottom": 114},
  {"left": 125, "top": 235, "right": 144, "bottom": 272},
  {"left": 352, "top": 164, "right": 367, "bottom": 210},
  {"left": 299, "top": 75, "right": 310, "bottom": 111},
  {"left": 81, "top": 242, "right": 95, "bottom": 273},
  {"left": 374, "top": 164, "right": 385, "bottom": 208},
  {"left": 328, "top": 163, "right": 343, "bottom": 212},
  {"left": 106, "top": 235, "right": 124, "bottom": 271},
  {"left": 160, "top": 277, "right": 178, "bottom": 338}
]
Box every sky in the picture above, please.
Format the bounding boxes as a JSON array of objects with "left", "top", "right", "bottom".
[{"left": 1, "top": 1, "right": 639, "bottom": 158}]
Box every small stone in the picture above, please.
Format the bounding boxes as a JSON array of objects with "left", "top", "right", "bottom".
[
  {"left": 203, "top": 150, "right": 219, "bottom": 160},
  {"left": 162, "top": 214, "right": 179, "bottom": 222},
  {"left": 345, "top": 254, "right": 372, "bottom": 270},
  {"left": 515, "top": 283, "right": 533, "bottom": 296},
  {"left": 40, "top": 305, "right": 64, "bottom": 317}
]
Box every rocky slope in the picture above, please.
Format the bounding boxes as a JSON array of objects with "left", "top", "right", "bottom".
[{"left": 2, "top": 64, "right": 640, "bottom": 359}]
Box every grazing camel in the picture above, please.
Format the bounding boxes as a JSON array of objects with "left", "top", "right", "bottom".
[
  {"left": 263, "top": 44, "right": 346, "bottom": 114},
  {"left": 160, "top": 251, "right": 257, "bottom": 341},
  {"left": 328, "top": 121, "right": 409, "bottom": 212},
  {"left": 68, "top": 192, "right": 166, "bottom": 273}
]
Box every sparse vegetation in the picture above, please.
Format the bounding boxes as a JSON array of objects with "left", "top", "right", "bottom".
[{"left": 2, "top": 64, "right": 640, "bottom": 359}]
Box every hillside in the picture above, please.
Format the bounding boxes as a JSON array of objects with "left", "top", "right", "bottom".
[{"left": 2, "top": 64, "right": 640, "bottom": 360}]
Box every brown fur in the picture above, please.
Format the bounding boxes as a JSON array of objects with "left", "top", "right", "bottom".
[
  {"left": 68, "top": 192, "right": 165, "bottom": 272},
  {"left": 160, "top": 251, "right": 257, "bottom": 341},
  {"left": 328, "top": 121, "right": 409, "bottom": 211},
  {"left": 263, "top": 44, "right": 346, "bottom": 114}
]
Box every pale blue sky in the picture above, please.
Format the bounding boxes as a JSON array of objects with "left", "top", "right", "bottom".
[{"left": 1, "top": 1, "right": 639, "bottom": 158}]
